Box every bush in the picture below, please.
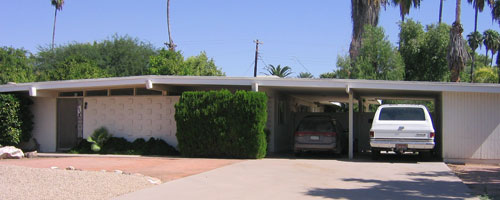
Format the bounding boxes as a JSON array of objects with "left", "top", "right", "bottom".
[
  {"left": 0, "top": 94, "right": 34, "bottom": 146},
  {"left": 87, "top": 127, "right": 111, "bottom": 152},
  {"left": 0, "top": 94, "right": 22, "bottom": 145},
  {"left": 70, "top": 137, "right": 179, "bottom": 156},
  {"left": 175, "top": 90, "right": 267, "bottom": 158}
]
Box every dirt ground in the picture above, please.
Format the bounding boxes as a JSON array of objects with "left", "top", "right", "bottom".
[
  {"left": 0, "top": 156, "right": 241, "bottom": 182},
  {"left": 448, "top": 164, "right": 500, "bottom": 199}
]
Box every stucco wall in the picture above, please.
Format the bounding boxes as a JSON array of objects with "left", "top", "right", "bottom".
[
  {"left": 31, "top": 97, "right": 57, "bottom": 152},
  {"left": 83, "top": 96, "right": 179, "bottom": 148},
  {"left": 442, "top": 91, "right": 500, "bottom": 161}
]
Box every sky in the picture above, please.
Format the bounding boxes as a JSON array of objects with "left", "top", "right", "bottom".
[{"left": 1, "top": 0, "right": 500, "bottom": 77}]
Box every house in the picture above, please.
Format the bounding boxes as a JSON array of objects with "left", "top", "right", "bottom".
[{"left": 1, "top": 75, "right": 500, "bottom": 163}]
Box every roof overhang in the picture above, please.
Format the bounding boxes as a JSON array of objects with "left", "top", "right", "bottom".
[{"left": 1, "top": 75, "right": 500, "bottom": 96}]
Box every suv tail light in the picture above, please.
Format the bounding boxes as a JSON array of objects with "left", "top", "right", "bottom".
[
  {"left": 370, "top": 131, "right": 374, "bottom": 138},
  {"left": 430, "top": 132, "right": 435, "bottom": 138}
]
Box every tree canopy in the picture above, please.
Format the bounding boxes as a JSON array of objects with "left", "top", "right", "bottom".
[
  {"left": 337, "top": 25, "right": 405, "bottom": 80},
  {"left": 0, "top": 47, "right": 35, "bottom": 84},
  {"left": 399, "top": 20, "right": 451, "bottom": 81}
]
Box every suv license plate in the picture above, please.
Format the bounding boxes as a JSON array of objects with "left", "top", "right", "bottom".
[
  {"left": 310, "top": 136, "right": 320, "bottom": 140},
  {"left": 396, "top": 144, "right": 408, "bottom": 150}
]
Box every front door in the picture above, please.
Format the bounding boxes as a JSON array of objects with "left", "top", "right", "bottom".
[{"left": 57, "top": 98, "right": 82, "bottom": 151}]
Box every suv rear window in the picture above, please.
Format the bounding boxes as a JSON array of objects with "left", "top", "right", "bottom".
[
  {"left": 379, "top": 107, "right": 426, "bottom": 121},
  {"left": 297, "top": 117, "right": 335, "bottom": 132}
]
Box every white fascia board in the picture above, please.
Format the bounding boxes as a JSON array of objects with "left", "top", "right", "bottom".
[
  {"left": 348, "top": 81, "right": 500, "bottom": 93},
  {"left": 151, "top": 77, "right": 254, "bottom": 86}
]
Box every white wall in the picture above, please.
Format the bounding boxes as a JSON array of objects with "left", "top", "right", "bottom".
[
  {"left": 442, "top": 92, "right": 500, "bottom": 162},
  {"left": 83, "top": 96, "right": 179, "bottom": 148},
  {"left": 31, "top": 97, "right": 57, "bottom": 152}
]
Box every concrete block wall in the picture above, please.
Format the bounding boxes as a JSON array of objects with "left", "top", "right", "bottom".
[{"left": 83, "top": 96, "right": 180, "bottom": 148}]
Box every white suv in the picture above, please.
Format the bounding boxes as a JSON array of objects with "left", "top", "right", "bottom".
[{"left": 369, "top": 104, "right": 435, "bottom": 159}]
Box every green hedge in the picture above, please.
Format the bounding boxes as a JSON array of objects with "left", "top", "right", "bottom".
[
  {"left": 0, "top": 94, "right": 33, "bottom": 146},
  {"left": 175, "top": 90, "right": 267, "bottom": 159},
  {"left": 70, "top": 137, "right": 179, "bottom": 156}
]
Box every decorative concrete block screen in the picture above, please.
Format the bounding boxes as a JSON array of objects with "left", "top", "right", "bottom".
[{"left": 83, "top": 96, "right": 179, "bottom": 147}]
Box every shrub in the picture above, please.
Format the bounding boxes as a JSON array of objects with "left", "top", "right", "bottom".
[
  {"left": 175, "top": 90, "right": 267, "bottom": 158},
  {"left": 101, "top": 137, "right": 131, "bottom": 153},
  {"left": 69, "top": 136, "right": 179, "bottom": 156},
  {"left": 0, "top": 94, "right": 34, "bottom": 146},
  {"left": 140, "top": 137, "right": 178, "bottom": 155},
  {"left": 0, "top": 94, "right": 22, "bottom": 145},
  {"left": 87, "top": 127, "right": 111, "bottom": 152}
]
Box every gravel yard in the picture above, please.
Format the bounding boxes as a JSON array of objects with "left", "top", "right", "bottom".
[
  {"left": 0, "top": 165, "right": 153, "bottom": 200},
  {"left": 448, "top": 164, "right": 500, "bottom": 199}
]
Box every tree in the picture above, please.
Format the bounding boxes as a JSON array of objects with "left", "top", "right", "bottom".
[
  {"left": 264, "top": 64, "right": 293, "bottom": 77},
  {"left": 35, "top": 35, "right": 157, "bottom": 79},
  {"left": 467, "top": 0, "right": 494, "bottom": 33},
  {"left": 38, "top": 55, "right": 109, "bottom": 81},
  {"left": 51, "top": 0, "right": 65, "bottom": 50},
  {"left": 467, "top": 31, "right": 484, "bottom": 81},
  {"left": 149, "top": 49, "right": 225, "bottom": 76},
  {"left": 350, "top": 0, "right": 387, "bottom": 60},
  {"left": 399, "top": 20, "right": 451, "bottom": 81},
  {"left": 483, "top": 29, "right": 500, "bottom": 66},
  {"left": 338, "top": 25, "right": 405, "bottom": 80},
  {"left": 492, "top": 0, "right": 500, "bottom": 24},
  {"left": 391, "top": 0, "right": 421, "bottom": 22},
  {"left": 439, "top": 0, "right": 445, "bottom": 23},
  {"left": 473, "top": 66, "right": 499, "bottom": 82},
  {"left": 297, "top": 72, "right": 314, "bottom": 78},
  {"left": 319, "top": 72, "right": 337, "bottom": 78},
  {"left": 166, "top": 0, "right": 176, "bottom": 51},
  {"left": 0, "top": 47, "right": 35, "bottom": 84},
  {"left": 448, "top": 0, "right": 470, "bottom": 82}
]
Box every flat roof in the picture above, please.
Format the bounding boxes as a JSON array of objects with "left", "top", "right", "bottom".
[{"left": 1, "top": 75, "right": 500, "bottom": 94}]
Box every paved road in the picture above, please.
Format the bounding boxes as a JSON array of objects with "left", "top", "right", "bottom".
[{"left": 115, "top": 158, "right": 477, "bottom": 200}]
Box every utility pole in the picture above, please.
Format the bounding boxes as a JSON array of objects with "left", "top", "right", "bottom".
[{"left": 253, "top": 40, "right": 263, "bottom": 77}]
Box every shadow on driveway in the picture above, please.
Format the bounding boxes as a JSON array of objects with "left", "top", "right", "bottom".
[{"left": 306, "top": 177, "right": 473, "bottom": 200}]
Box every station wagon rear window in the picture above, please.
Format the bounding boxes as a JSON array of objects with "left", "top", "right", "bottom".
[
  {"left": 379, "top": 107, "right": 425, "bottom": 121},
  {"left": 297, "top": 118, "right": 335, "bottom": 132}
]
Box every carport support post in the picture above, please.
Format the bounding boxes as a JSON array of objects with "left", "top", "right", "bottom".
[{"left": 348, "top": 91, "right": 354, "bottom": 159}]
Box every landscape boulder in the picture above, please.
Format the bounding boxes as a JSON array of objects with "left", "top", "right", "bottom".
[{"left": 0, "top": 146, "right": 24, "bottom": 159}]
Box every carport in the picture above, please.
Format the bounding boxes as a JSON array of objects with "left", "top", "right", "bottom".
[{"left": 251, "top": 78, "right": 483, "bottom": 160}]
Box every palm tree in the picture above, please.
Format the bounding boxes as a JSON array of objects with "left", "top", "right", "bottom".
[
  {"left": 166, "top": 0, "right": 176, "bottom": 51},
  {"left": 439, "top": 0, "right": 445, "bottom": 23},
  {"left": 483, "top": 29, "right": 500, "bottom": 66},
  {"left": 467, "top": 0, "right": 494, "bottom": 33},
  {"left": 51, "top": 0, "right": 64, "bottom": 50},
  {"left": 447, "top": 0, "right": 470, "bottom": 82},
  {"left": 492, "top": 0, "right": 500, "bottom": 23},
  {"left": 467, "top": 31, "right": 484, "bottom": 82},
  {"left": 350, "top": 0, "right": 387, "bottom": 60},
  {"left": 265, "top": 64, "right": 293, "bottom": 78},
  {"left": 297, "top": 72, "right": 314, "bottom": 78},
  {"left": 391, "top": 0, "right": 421, "bottom": 22}
]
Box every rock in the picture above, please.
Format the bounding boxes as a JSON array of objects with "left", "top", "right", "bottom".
[
  {"left": 100, "top": 170, "right": 107, "bottom": 172},
  {"left": 0, "top": 146, "right": 24, "bottom": 159},
  {"left": 17, "top": 138, "right": 39, "bottom": 152},
  {"left": 50, "top": 166, "right": 59, "bottom": 170},
  {"left": 24, "top": 151, "right": 38, "bottom": 158},
  {"left": 132, "top": 173, "right": 143, "bottom": 177},
  {"left": 66, "top": 166, "right": 75, "bottom": 170},
  {"left": 145, "top": 176, "right": 161, "bottom": 184},
  {"left": 114, "top": 170, "right": 123, "bottom": 174}
]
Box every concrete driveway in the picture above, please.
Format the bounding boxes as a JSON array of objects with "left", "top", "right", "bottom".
[{"left": 115, "top": 158, "right": 477, "bottom": 200}]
